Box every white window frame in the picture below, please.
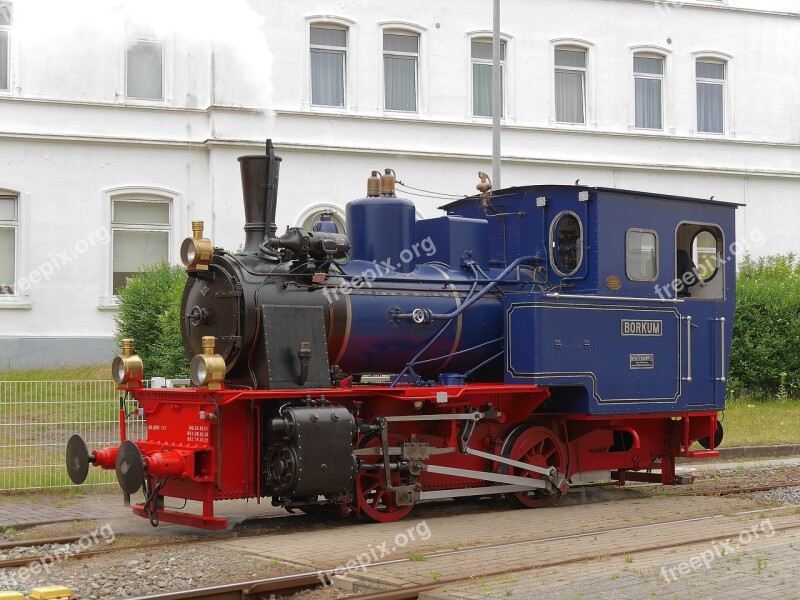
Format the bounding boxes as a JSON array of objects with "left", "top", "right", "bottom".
[
  {"left": 629, "top": 45, "right": 673, "bottom": 134},
  {"left": 692, "top": 51, "right": 733, "bottom": 137},
  {"left": 124, "top": 36, "right": 171, "bottom": 104},
  {"left": 296, "top": 204, "right": 346, "bottom": 234},
  {"left": 304, "top": 16, "right": 356, "bottom": 112},
  {"left": 467, "top": 31, "right": 512, "bottom": 121},
  {"left": 0, "top": 1, "right": 13, "bottom": 94},
  {"left": 0, "top": 191, "right": 28, "bottom": 309},
  {"left": 632, "top": 53, "right": 665, "bottom": 131},
  {"left": 378, "top": 22, "right": 427, "bottom": 116},
  {"left": 549, "top": 38, "right": 595, "bottom": 127},
  {"left": 100, "top": 187, "right": 181, "bottom": 308},
  {"left": 626, "top": 228, "right": 659, "bottom": 282}
]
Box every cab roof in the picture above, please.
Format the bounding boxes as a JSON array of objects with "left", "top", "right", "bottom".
[{"left": 439, "top": 185, "right": 744, "bottom": 211}]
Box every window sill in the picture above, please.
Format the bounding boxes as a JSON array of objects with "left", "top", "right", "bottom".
[
  {"left": 552, "top": 121, "right": 588, "bottom": 129},
  {"left": 121, "top": 97, "right": 169, "bottom": 108},
  {"left": 0, "top": 298, "right": 32, "bottom": 310},
  {"left": 309, "top": 104, "right": 349, "bottom": 112},
  {"left": 381, "top": 109, "right": 421, "bottom": 119},
  {"left": 629, "top": 125, "right": 667, "bottom": 134},
  {"left": 98, "top": 296, "right": 120, "bottom": 311},
  {"left": 471, "top": 115, "right": 507, "bottom": 123}
]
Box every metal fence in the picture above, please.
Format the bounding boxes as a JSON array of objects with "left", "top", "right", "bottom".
[{"left": 0, "top": 380, "right": 146, "bottom": 492}]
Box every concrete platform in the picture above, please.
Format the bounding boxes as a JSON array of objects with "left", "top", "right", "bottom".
[
  {"left": 216, "top": 494, "right": 760, "bottom": 570},
  {"left": 419, "top": 511, "right": 800, "bottom": 599}
]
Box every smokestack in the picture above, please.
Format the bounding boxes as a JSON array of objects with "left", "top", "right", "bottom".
[{"left": 237, "top": 140, "right": 282, "bottom": 254}]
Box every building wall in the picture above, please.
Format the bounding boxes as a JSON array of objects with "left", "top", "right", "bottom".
[{"left": 0, "top": 0, "right": 797, "bottom": 369}]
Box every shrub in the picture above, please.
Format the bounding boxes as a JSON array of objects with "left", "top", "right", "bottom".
[
  {"left": 730, "top": 254, "right": 800, "bottom": 397},
  {"left": 114, "top": 262, "right": 189, "bottom": 379}
]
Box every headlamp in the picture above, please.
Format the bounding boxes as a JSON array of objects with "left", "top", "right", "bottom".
[
  {"left": 112, "top": 339, "right": 143, "bottom": 388},
  {"left": 181, "top": 220, "right": 213, "bottom": 271},
  {"left": 190, "top": 336, "right": 226, "bottom": 390}
]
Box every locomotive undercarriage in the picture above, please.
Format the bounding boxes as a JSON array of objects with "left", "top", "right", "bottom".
[{"left": 68, "top": 383, "right": 720, "bottom": 529}]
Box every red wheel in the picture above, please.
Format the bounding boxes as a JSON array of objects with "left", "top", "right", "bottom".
[
  {"left": 355, "top": 432, "right": 415, "bottom": 523},
  {"left": 500, "top": 425, "right": 566, "bottom": 509}
]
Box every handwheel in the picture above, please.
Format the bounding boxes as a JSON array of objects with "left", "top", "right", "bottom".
[
  {"left": 499, "top": 424, "right": 566, "bottom": 509},
  {"left": 355, "top": 432, "right": 415, "bottom": 523}
]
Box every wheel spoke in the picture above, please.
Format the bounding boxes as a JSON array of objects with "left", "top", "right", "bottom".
[
  {"left": 355, "top": 432, "right": 415, "bottom": 523},
  {"left": 501, "top": 425, "right": 566, "bottom": 510}
]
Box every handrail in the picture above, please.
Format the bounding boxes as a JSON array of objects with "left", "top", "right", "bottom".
[
  {"left": 716, "top": 317, "right": 726, "bottom": 382},
  {"left": 546, "top": 292, "right": 684, "bottom": 304},
  {"left": 682, "top": 316, "right": 693, "bottom": 383}
]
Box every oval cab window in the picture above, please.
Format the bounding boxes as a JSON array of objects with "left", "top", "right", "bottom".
[
  {"left": 691, "top": 229, "right": 719, "bottom": 282},
  {"left": 550, "top": 211, "right": 583, "bottom": 277}
]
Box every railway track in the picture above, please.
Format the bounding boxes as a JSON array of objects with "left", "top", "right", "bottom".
[
  {"left": 0, "top": 536, "right": 217, "bottom": 570},
  {"left": 122, "top": 503, "right": 800, "bottom": 600},
  {"left": 2, "top": 479, "right": 798, "bottom": 572}
]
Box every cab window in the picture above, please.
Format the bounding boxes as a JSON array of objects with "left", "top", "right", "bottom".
[
  {"left": 550, "top": 211, "right": 583, "bottom": 277},
  {"left": 676, "top": 223, "right": 723, "bottom": 300},
  {"left": 626, "top": 229, "right": 658, "bottom": 281}
]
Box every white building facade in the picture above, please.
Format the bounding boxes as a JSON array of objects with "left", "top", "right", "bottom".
[{"left": 0, "top": 0, "right": 798, "bottom": 368}]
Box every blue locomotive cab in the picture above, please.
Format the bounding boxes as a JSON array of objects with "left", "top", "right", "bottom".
[{"left": 443, "top": 186, "right": 737, "bottom": 415}]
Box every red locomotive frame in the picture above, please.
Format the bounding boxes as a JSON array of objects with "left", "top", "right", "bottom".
[{"left": 89, "top": 381, "right": 719, "bottom": 529}]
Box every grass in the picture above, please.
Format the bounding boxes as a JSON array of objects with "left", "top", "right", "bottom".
[
  {"left": 722, "top": 396, "right": 800, "bottom": 446},
  {"left": 0, "top": 365, "right": 109, "bottom": 382},
  {"left": 0, "top": 365, "right": 132, "bottom": 492}
]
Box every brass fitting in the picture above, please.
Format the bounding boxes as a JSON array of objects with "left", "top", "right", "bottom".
[
  {"left": 380, "top": 168, "right": 396, "bottom": 197},
  {"left": 180, "top": 220, "right": 213, "bottom": 271},
  {"left": 477, "top": 172, "right": 492, "bottom": 212},
  {"left": 367, "top": 171, "right": 381, "bottom": 197},
  {"left": 190, "top": 336, "right": 226, "bottom": 390},
  {"left": 112, "top": 338, "right": 144, "bottom": 388}
]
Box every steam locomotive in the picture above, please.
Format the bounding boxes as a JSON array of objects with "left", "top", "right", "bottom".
[{"left": 67, "top": 141, "right": 735, "bottom": 528}]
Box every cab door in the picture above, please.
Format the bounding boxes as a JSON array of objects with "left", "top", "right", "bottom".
[{"left": 676, "top": 223, "right": 725, "bottom": 407}]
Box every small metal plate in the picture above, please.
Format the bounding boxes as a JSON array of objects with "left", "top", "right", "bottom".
[
  {"left": 65, "top": 434, "right": 90, "bottom": 485},
  {"left": 630, "top": 353, "right": 655, "bottom": 369},
  {"left": 115, "top": 440, "right": 144, "bottom": 494}
]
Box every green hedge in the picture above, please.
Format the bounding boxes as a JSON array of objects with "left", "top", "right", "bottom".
[
  {"left": 730, "top": 254, "right": 800, "bottom": 397},
  {"left": 114, "top": 262, "right": 189, "bottom": 379}
]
